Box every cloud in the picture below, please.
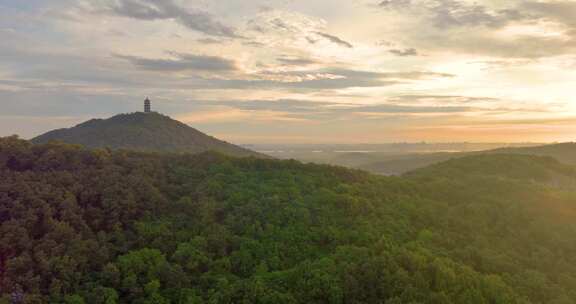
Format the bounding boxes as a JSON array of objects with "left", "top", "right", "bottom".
[
  {"left": 276, "top": 56, "right": 319, "bottom": 66},
  {"left": 0, "top": 41, "right": 449, "bottom": 93},
  {"left": 170, "top": 98, "right": 477, "bottom": 126},
  {"left": 244, "top": 10, "right": 354, "bottom": 50},
  {"left": 378, "top": 0, "right": 523, "bottom": 29},
  {"left": 190, "top": 99, "right": 340, "bottom": 113},
  {"left": 317, "top": 69, "right": 452, "bottom": 80},
  {"left": 246, "top": 10, "right": 325, "bottom": 35},
  {"left": 215, "top": 68, "right": 453, "bottom": 91},
  {"left": 471, "top": 59, "right": 537, "bottom": 70},
  {"left": 313, "top": 31, "right": 354, "bottom": 48},
  {"left": 522, "top": 1, "right": 576, "bottom": 28},
  {"left": 209, "top": 75, "right": 397, "bottom": 90},
  {"left": 374, "top": 0, "right": 576, "bottom": 58},
  {"left": 95, "top": 0, "right": 236, "bottom": 37},
  {"left": 0, "top": 45, "right": 148, "bottom": 88},
  {"left": 0, "top": 88, "right": 138, "bottom": 118},
  {"left": 117, "top": 52, "right": 238, "bottom": 72},
  {"left": 178, "top": 97, "right": 516, "bottom": 125},
  {"left": 347, "top": 104, "right": 470, "bottom": 114},
  {"left": 2, "top": 0, "right": 575, "bottom": 143},
  {"left": 390, "top": 95, "right": 500, "bottom": 104},
  {"left": 196, "top": 38, "right": 226, "bottom": 44},
  {"left": 233, "top": 68, "right": 452, "bottom": 90},
  {"left": 389, "top": 48, "right": 419, "bottom": 56},
  {"left": 441, "top": 34, "right": 576, "bottom": 58},
  {"left": 376, "top": 71, "right": 454, "bottom": 79}
]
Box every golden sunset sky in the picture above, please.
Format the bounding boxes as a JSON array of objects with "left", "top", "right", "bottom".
[{"left": 1, "top": 0, "right": 575, "bottom": 143}]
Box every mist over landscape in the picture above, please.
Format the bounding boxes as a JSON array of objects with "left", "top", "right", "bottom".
[{"left": 1, "top": 0, "right": 576, "bottom": 303}]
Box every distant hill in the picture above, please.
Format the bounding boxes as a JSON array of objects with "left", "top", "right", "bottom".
[
  {"left": 31, "top": 112, "right": 262, "bottom": 157},
  {"left": 358, "top": 142, "right": 576, "bottom": 175},
  {"left": 491, "top": 142, "right": 576, "bottom": 163},
  {"left": 408, "top": 153, "right": 576, "bottom": 188}
]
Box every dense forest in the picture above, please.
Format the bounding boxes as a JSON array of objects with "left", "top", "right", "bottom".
[{"left": 1, "top": 136, "right": 576, "bottom": 303}]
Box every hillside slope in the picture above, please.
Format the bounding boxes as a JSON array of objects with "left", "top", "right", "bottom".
[
  {"left": 493, "top": 143, "right": 576, "bottom": 163},
  {"left": 2, "top": 137, "right": 576, "bottom": 303},
  {"left": 31, "top": 112, "right": 262, "bottom": 157},
  {"left": 359, "top": 142, "right": 576, "bottom": 175}
]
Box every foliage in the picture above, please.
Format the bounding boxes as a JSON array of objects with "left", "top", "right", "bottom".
[{"left": 1, "top": 136, "right": 576, "bottom": 303}]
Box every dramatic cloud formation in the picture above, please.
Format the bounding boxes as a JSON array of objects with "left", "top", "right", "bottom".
[
  {"left": 373, "top": 0, "right": 576, "bottom": 58},
  {"left": 94, "top": 0, "right": 237, "bottom": 37},
  {"left": 0, "top": 0, "right": 575, "bottom": 143}
]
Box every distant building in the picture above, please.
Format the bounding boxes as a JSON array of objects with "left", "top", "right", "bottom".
[{"left": 144, "top": 97, "right": 151, "bottom": 113}]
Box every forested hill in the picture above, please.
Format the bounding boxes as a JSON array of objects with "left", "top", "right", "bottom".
[
  {"left": 358, "top": 142, "right": 576, "bottom": 175},
  {"left": 492, "top": 142, "right": 576, "bottom": 164},
  {"left": 2, "top": 136, "right": 576, "bottom": 303},
  {"left": 31, "top": 112, "right": 262, "bottom": 158},
  {"left": 408, "top": 153, "right": 576, "bottom": 184}
]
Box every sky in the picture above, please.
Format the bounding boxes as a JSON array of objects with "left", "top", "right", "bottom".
[{"left": 1, "top": 0, "right": 575, "bottom": 144}]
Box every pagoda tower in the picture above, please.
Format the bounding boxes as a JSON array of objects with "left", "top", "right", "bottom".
[{"left": 144, "top": 97, "right": 151, "bottom": 113}]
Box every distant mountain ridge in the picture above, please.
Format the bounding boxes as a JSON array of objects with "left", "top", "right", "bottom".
[
  {"left": 31, "top": 112, "right": 263, "bottom": 157},
  {"left": 357, "top": 142, "right": 576, "bottom": 175}
]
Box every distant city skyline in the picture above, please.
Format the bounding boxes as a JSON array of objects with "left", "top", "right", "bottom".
[{"left": 1, "top": 0, "right": 575, "bottom": 144}]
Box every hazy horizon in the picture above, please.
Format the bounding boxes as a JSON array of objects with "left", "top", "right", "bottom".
[{"left": 2, "top": 0, "right": 575, "bottom": 143}]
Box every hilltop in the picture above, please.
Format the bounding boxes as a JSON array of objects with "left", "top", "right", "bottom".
[{"left": 31, "top": 112, "right": 262, "bottom": 158}]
